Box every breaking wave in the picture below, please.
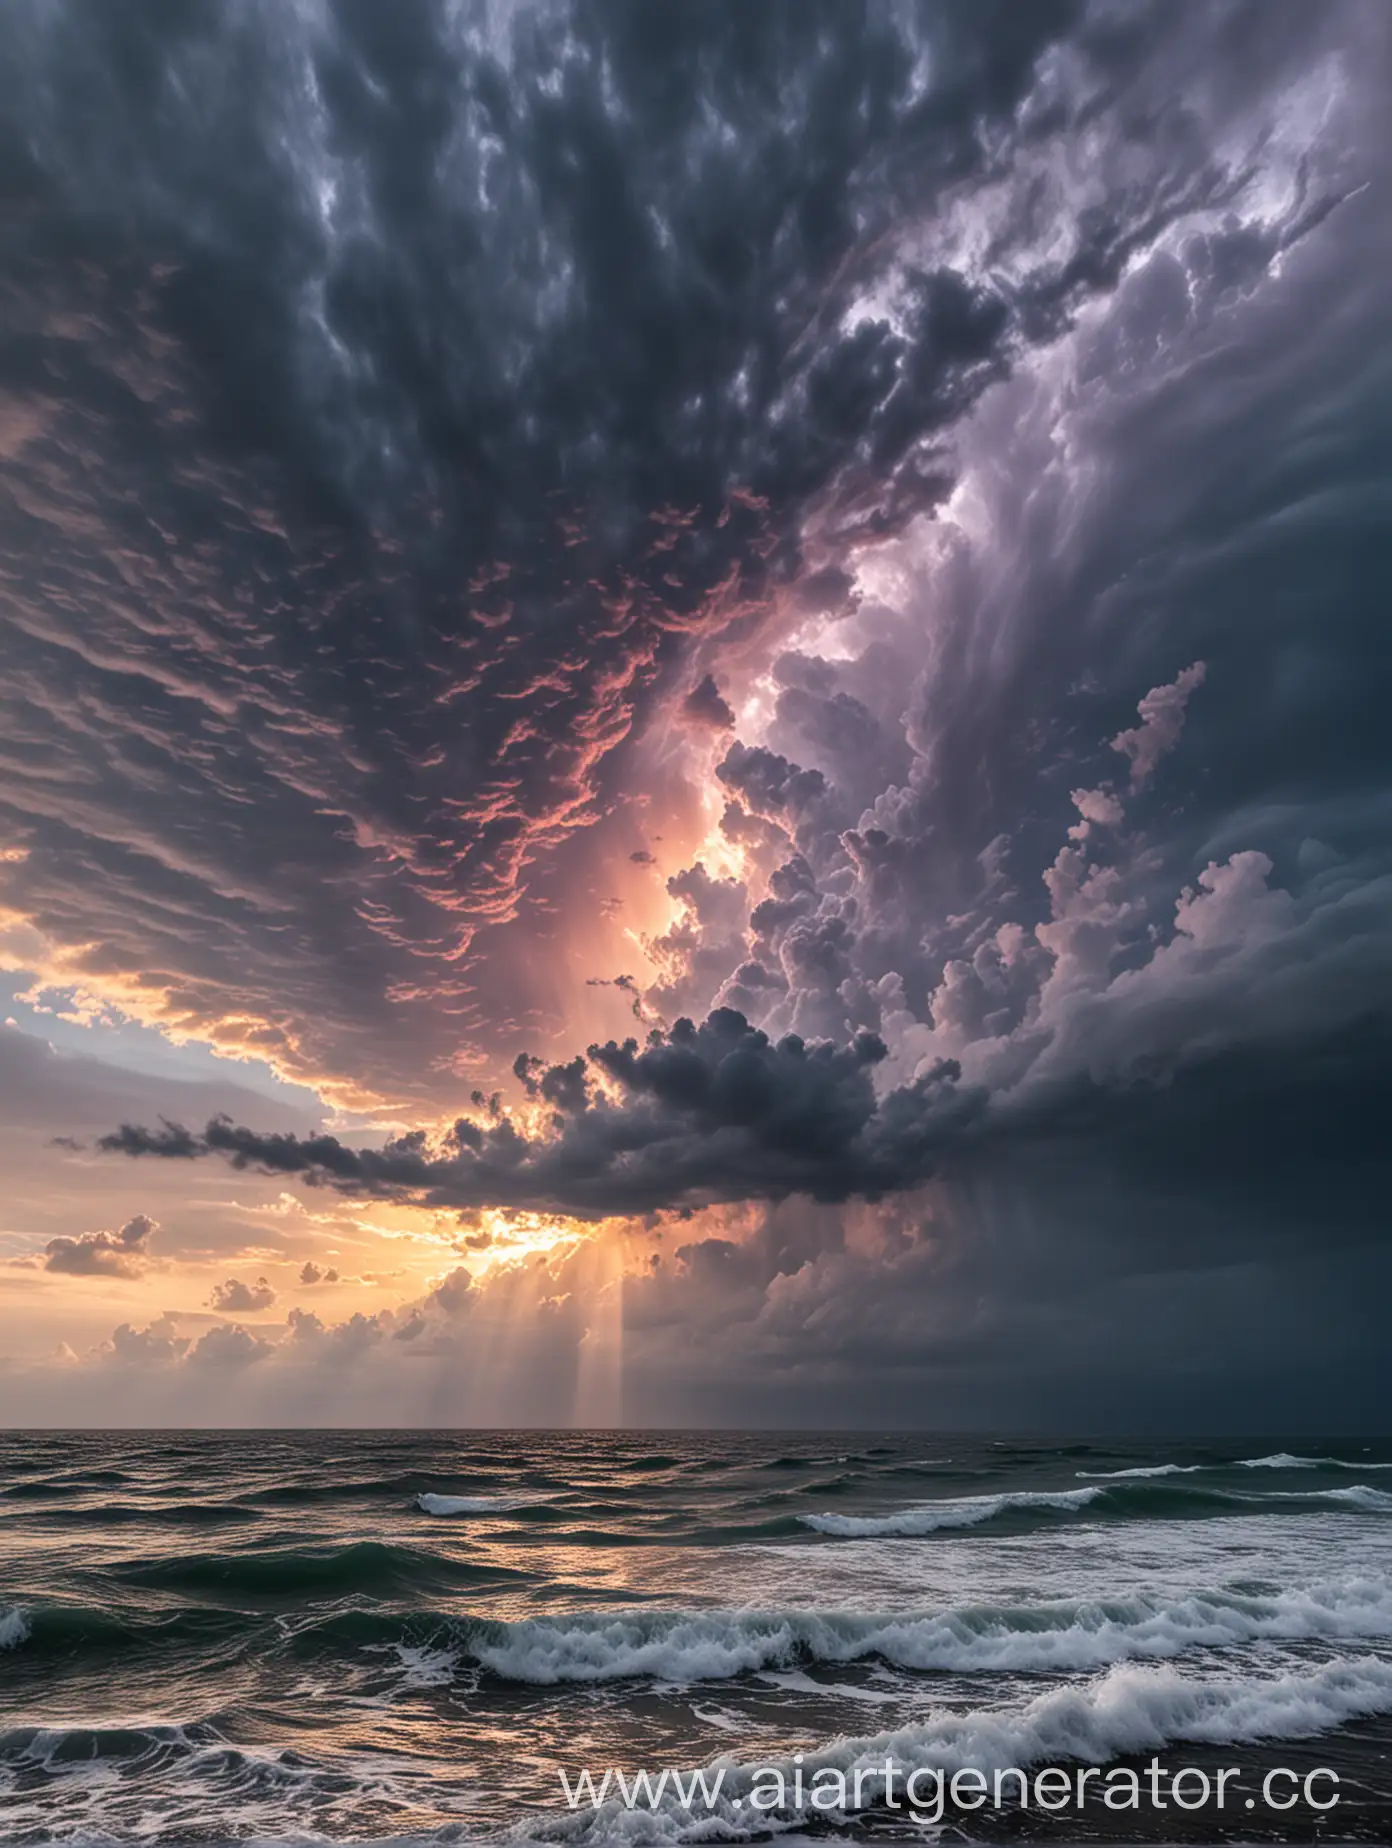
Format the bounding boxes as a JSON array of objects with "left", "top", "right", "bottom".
[
  {"left": 107, "top": 1539, "right": 536, "bottom": 1598},
  {"left": 799, "top": 1479, "right": 1392, "bottom": 1537},
  {"left": 415, "top": 1491, "right": 552, "bottom": 1515},
  {"left": 1077, "top": 1454, "right": 1392, "bottom": 1481},
  {"left": 319, "top": 1577, "right": 1392, "bottom": 1685},
  {"left": 0, "top": 1605, "right": 31, "bottom": 1651},
  {"left": 15, "top": 1578, "right": 1392, "bottom": 1686},
  {"left": 1238, "top": 1453, "right": 1392, "bottom": 1470},
  {"left": 544, "top": 1656, "right": 1392, "bottom": 1841},
  {"left": 801, "top": 1487, "right": 1101, "bottom": 1536},
  {"left": 1076, "top": 1464, "right": 1206, "bottom": 1479}
]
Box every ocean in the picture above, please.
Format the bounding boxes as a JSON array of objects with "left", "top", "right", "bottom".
[{"left": 3, "top": 1431, "right": 1392, "bottom": 1845}]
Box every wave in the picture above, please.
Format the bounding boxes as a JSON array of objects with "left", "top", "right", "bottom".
[
  {"left": 107, "top": 1539, "right": 535, "bottom": 1598},
  {"left": 987, "top": 1443, "right": 1097, "bottom": 1459},
  {"left": 0, "top": 1717, "right": 425, "bottom": 1839},
  {"left": 244, "top": 1574, "right": 1392, "bottom": 1688},
  {"left": 0, "top": 1481, "right": 84, "bottom": 1501},
  {"left": 1238, "top": 1452, "right": 1392, "bottom": 1470},
  {"left": 1078, "top": 1454, "right": 1392, "bottom": 1481},
  {"left": 245, "top": 1471, "right": 501, "bottom": 1505},
  {"left": 543, "top": 1656, "right": 1392, "bottom": 1841},
  {"left": 416, "top": 1491, "right": 552, "bottom": 1515},
  {"left": 25, "top": 1575, "right": 1389, "bottom": 1684},
  {"left": 687, "top": 1514, "right": 812, "bottom": 1545},
  {"left": 1076, "top": 1463, "right": 1205, "bottom": 1479},
  {"left": 18, "top": 1499, "right": 264, "bottom": 1528},
  {"left": 1, "top": 1719, "right": 226, "bottom": 1767},
  {"left": 799, "top": 1478, "right": 1392, "bottom": 1537},
  {"left": 0, "top": 1597, "right": 254, "bottom": 1658},
  {"left": 364, "top": 1577, "right": 1392, "bottom": 1686},
  {"left": 801, "top": 1487, "right": 1102, "bottom": 1535},
  {"left": 758, "top": 1453, "right": 859, "bottom": 1471},
  {"left": 1267, "top": 1485, "right": 1392, "bottom": 1512}
]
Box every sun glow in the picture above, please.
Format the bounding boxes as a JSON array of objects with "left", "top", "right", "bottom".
[{"left": 459, "top": 1206, "right": 591, "bottom": 1272}]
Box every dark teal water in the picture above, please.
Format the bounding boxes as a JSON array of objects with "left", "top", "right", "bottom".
[{"left": 4, "top": 1432, "right": 1392, "bottom": 1844}]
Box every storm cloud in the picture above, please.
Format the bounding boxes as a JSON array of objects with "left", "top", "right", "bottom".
[
  {"left": 0, "top": 0, "right": 1084, "bottom": 1104},
  {"left": 102, "top": 1010, "right": 981, "bottom": 1216}
]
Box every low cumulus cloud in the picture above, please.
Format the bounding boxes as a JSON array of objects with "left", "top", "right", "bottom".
[
  {"left": 208, "top": 1275, "right": 277, "bottom": 1314},
  {"left": 108, "top": 1314, "right": 188, "bottom": 1366},
  {"left": 187, "top": 1323, "right": 277, "bottom": 1369},
  {"left": 12, "top": 1175, "right": 1388, "bottom": 1430},
  {"left": 40, "top": 1214, "right": 156, "bottom": 1279}
]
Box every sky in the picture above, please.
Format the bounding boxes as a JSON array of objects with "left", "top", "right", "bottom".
[{"left": 1, "top": 0, "right": 1390, "bottom": 1429}]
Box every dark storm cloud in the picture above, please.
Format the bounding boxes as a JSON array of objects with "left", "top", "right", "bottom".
[
  {"left": 102, "top": 93, "right": 1392, "bottom": 1239},
  {"left": 680, "top": 674, "right": 736, "bottom": 732},
  {"left": 0, "top": 0, "right": 1092, "bottom": 1101},
  {"left": 101, "top": 1007, "right": 982, "bottom": 1216},
  {"left": 717, "top": 743, "right": 828, "bottom": 824}
]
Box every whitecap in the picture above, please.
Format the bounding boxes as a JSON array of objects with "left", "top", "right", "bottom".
[
  {"left": 0, "top": 1606, "right": 30, "bottom": 1651},
  {"left": 414, "top": 1491, "right": 547, "bottom": 1515},
  {"left": 799, "top": 1487, "right": 1101, "bottom": 1537},
  {"left": 1238, "top": 1452, "right": 1392, "bottom": 1470},
  {"left": 1256, "top": 1485, "right": 1392, "bottom": 1512},
  {"left": 1076, "top": 1463, "right": 1204, "bottom": 1479},
  {"left": 460, "top": 1575, "right": 1392, "bottom": 1684}
]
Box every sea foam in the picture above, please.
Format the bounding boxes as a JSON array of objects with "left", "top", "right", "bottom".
[
  {"left": 448, "top": 1576, "right": 1392, "bottom": 1684},
  {"left": 546, "top": 1656, "right": 1392, "bottom": 1842}
]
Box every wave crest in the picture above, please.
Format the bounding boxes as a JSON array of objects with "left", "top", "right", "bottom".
[
  {"left": 799, "top": 1478, "right": 1392, "bottom": 1537},
  {"left": 415, "top": 1491, "right": 550, "bottom": 1515},
  {"left": 0, "top": 1606, "right": 30, "bottom": 1652},
  {"left": 327, "top": 1577, "right": 1392, "bottom": 1686},
  {"left": 800, "top": 1487, "right": 1100, "bottom": 1536}
]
